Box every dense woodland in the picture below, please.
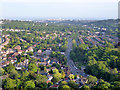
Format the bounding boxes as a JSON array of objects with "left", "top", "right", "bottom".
[{"left": 70, "top": 41, "right": 120, "bottom": 89}]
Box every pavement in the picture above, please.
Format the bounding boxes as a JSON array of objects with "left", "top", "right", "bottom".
[{"left": 65, "top": 38, "right": 87, "bottom": 77}]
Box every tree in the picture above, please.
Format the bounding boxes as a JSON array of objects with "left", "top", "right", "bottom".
[
  {"left": 61, "top": 70, "right": 65, "bottom": 79},
  {"left": 96, "top": 79, "right": 111, "bottom": 89},
  {"left": 52, "top": 63, "right": 61, "bottom": 69},
  {"left": 21, "top": 70, "right": 29, "bottom": 81},
  {"left": 68, "top": 80, "right": 79, "bottom": 89},
  {"left": 16, "top": 79, "right": 21, "bottom": 88},
  {"left": 53, "top": 69, "right": 59, "bottom": 74},
  {"left": 44, "top": 67, "right": 47, "bottom": 72},
  {"left": 9, "top": 69, "right": 20, "bottom": 79},
  {"left": 49, "top": 69, "right": 53, "bottom": 74},
  {"left": 60, "top": 81, "right": 68, "bottom": 86},
  {"left": 72, "top": 39, "right": 77, "bottom": 48},
  {"left": 28, "top": 63, "right": 38, "bottom": 72},
  {"left": 27, "top": 51, "right": 33, "bottom": 56},
  {"left": 52, "top": 72, "right": 61, "bottom": 83},
  {"left": 74, "top": 74, "right": 77, "bottom": 79},
  {"left": 60, "top": 85, "right": 71, "bottom": 90},
  {"left": 87, "top": 75, "right": 97, "bottom": 84},
  {"left": 111, "top": 81, "right": 120, "bottom": 88},
  {"left": 48, "top": 82, "right": 53, "bottom": 87},
  {"left": 111, "top": 68, "right": 118, "bottom": 75},
  {"left": 69, "top": 74, "right": 74, "bottom": 80},
  {"left": 24, "top": 80, "right": 35, "bottom": 89},
  {"left": 0, "top": 67, "right": 5, "bottom": 76},
  {"left": 81, "top": 85, "right": 90, "bottom": 90},
  {"left": 38, "top": 82, "right": 48, "bottom": 89},
  {"left": 4, "top": 78, "right": 16, "bottom": 89},
  {"left": 36, "top": 74, "right": 47, "bottom": 86},
  {"left": 6, "top": 63, "right": 15, "bottom": 73}
]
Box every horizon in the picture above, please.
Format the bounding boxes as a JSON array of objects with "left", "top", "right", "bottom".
[{"left": 0, "top": 17, "right": 119, "bottom": 21}]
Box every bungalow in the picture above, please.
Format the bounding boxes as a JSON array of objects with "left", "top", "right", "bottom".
[
  {"left": 2, "top": 40, "right": 9, "bottom": 46},
  {"left": 18, "top": 49, "right": 23, "bottom": 54},
  {"left": 2, "top": 53, "right": 7, "bottom": 57},
  {"left": 46, "top": 76, "right": 53, "bottom": 84},
  {"left": 16, "top": 67, "right": 22, "bottom": 70},
  {"left": 47, "top": 48, "right": 52, "bottom": 51},
  {"left": 11, "top": 60, "right": 17, "bottom": 64},
  {"left": 12, "top": 52, "right": 19, "bottom": 57},
  {"left": 50, "top": 84, "right": 59, "bottom": 89},
  {"left": 6, "top": 48, "right": 15, "bottom": 54},
  {"left": 2, "top": 61, "right": 9, "bottom": 67},
  {"left": 40, "top": 37, "right": 42, "bottom": 39},
  {"left": 33, "top": 44, "right": 37, "bottom": 47},
  {"left": 46, "top": 68, "right": 51, "bottom": 72},
  {"left": 26, "top": 46, "right": 33, "bottom": 52},
  {"left": 46, "top": 80, "right": 51, "bottom": 84},
  {"left": 15, "top": 60, "right": 28, "bottom": 69},
  {"left": 46, "top": 34, "right": 49, "bottom": 37},
  {"left": 37, "top": 50, "right": 42, "bottom": 55},
  {"left": 2, "top": 57, "right": 7, "bottom": 60},
  {"left": 0, "top": 45, "right": 4, "bottom": 51},
  {"left": 14, "top": 45, "right": 21, "bottom": 50}
]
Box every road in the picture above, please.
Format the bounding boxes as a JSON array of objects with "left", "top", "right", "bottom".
[{"left": 66, "top": 38, "right": 87, "bottom": 77}]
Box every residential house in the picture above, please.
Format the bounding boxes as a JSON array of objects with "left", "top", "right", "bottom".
[
  {"left": 37, "top": 50, "right": 42, "bottom": 55},
  {"left": 15, "top": 59, "right": 28, "bottom": 69},
  {"left": 11, "top": 59, "right": 17, "bottom": 64},
  {"left": 14, "top": 45, "right": 21, "bottom": 50},
  {"left": 2, "top": 53, "right": 7, "bottom": 57},
  {"left": 1, "top": 61, "right": 9, "bottom": 67},
  {"left": 17, "top": 49, "right": 23, "bottom": 54},
  {"left": 6, "top": 48, "right": 15, "bottom": 54},
  {"left": 12, "top": 52, "right": 19, "bottom": 57},
  {"left": 26, "top": 46, "right": 33, "bottom": 52},
  {"left": 2, "top": 57, "right": 7, "bottom": 60},
  {"left": 16, "top": 67, "right": 22, "bottom": 70},
  {"left": 50, "top": 84, "right": 59, "bottom": 89},
  {"left": 46, "top": 75, "right": 53, "bottom": 84}
]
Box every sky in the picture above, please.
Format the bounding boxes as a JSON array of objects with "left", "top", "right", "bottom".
[{"left": 0, "top": 0, "right": 119, "bottom": 20}]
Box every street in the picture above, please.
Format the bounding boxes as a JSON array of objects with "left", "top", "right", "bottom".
[{"left": 66, "top": 38, "right": 87, "bottom": 77}]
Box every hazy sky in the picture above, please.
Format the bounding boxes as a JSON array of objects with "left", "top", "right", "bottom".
[{"left": 1, "top": 0, "right": 119, "bottom": 20}]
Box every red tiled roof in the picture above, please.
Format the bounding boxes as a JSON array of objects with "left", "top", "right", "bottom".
[{"left": 50, "top": 84, "right": 59, "bottom": 88}]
